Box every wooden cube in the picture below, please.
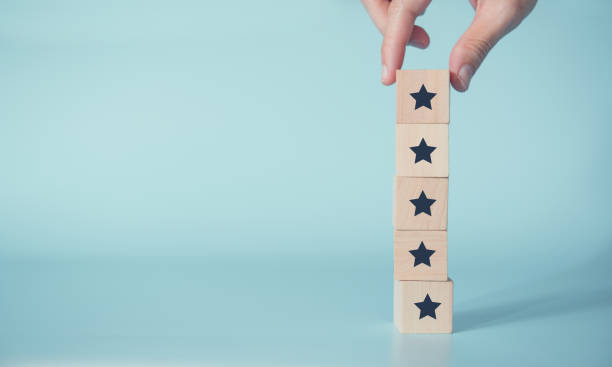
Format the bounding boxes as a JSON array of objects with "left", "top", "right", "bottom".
[
  {"left": 393, "top": 177, "right": 448, "bottom": 230},
  {"left": 396, "top": 70, "right": 449, "bottom": 124},
  {"left": 394, "top": 279, "right": 453, "bottom": 334},
  {"left": 394, "top": 230, "right": 447, "bottom": 281},
  {"left": 396, "top": 124, "right": 448, "bottom": 177}
]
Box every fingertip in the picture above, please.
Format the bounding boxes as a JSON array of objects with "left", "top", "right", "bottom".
[
  {"left": 409, "top": 25, "right": 430, "bottom": 49},
  {"left": 450, "top": 64, "right": 474, "bottom": 92},
  {"left": 381, "top": 64, "right": 396, "bottom": 85},
  {"left": 408, "top": 39, "right": 429, "bottom": 49},
  {"left": 450, "top": 73, "right": 468, "bottom": 92},
  {"left": 449, "top": 44, "right": 473, "bottom": 92}
]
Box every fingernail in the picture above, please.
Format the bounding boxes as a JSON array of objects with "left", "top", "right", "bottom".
[
  {"left": 382, "top": 64, "right": 389, "bottom": 83},
  {"left": 458, "top": 64, "right": 475, "bottom": 90}
]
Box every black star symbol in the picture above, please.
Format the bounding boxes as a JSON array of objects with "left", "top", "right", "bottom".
[
  {"left": 410, "top": 84, "right": 437, "bottom": 110},
  {"left": 410, "top": 138, "right": 437, "bottom": 164},
  {"left": 409, "top": 191, "right": 436, "bottom": 216},
  {"left": 409, "top": 242, "right": 436, "bottom": 267},
  {"left": 414, "top": 294, "right": 441, "bottom": 319}
]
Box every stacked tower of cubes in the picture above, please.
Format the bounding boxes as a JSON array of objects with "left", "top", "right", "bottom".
[{"left": 393, "top": 70, "right": 453, "bottom": 334}]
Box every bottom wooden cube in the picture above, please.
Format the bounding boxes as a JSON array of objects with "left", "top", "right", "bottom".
[{"left": 394, "top": 279, "right": 453, "bottom": 334}]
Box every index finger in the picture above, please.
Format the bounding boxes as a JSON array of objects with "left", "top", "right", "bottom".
[{"left": 381, "top": 0, "right": 431, "bottom": 85}]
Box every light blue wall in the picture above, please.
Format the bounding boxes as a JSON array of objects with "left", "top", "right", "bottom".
[{"left": 2, "top": 1, "right": 611, "bottom": 260}]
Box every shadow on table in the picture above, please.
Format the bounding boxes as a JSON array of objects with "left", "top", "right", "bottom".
[
  {"left": 455, "top": 246, "right": 612, "bottom": 333},
  {"left": 455, "top": 285, "right": 612, "bottom": 332}
]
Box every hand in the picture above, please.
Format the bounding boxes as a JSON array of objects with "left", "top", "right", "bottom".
[{"left": 361, "top": 0, "right": 536, "bottom": 91}]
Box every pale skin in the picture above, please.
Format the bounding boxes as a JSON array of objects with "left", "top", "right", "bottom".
[{"left": 362, "top": 0, "right": 537, "bottom": 91}]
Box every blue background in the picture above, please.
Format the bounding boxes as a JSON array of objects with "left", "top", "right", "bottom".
[{"left": 1, "top": 1, "right": 612, "bottom": 366}]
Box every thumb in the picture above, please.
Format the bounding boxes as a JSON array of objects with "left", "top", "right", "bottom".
[{"left": 449, "top": 1, "right": 533, "bottom": 91}]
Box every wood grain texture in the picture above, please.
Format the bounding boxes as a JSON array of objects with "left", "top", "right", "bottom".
[
  {"left": 396, "top": 124, "right": 448, "bottom": 177},
  {"left": 396, "top": 70, "right": 449, "bottom": 124},
  {"left": 394, "top": 279, "right": 453, "bottom": 334},
  {"left": 394, "top": 230, "right": 447, "bottom": 281},
  {"left": 393, "top": 177, "right": 448, "bottom": 230}
]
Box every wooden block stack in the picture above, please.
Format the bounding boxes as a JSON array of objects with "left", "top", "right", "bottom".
[{"left": 393, "top": 70, "right": 453, "bottom": 334}]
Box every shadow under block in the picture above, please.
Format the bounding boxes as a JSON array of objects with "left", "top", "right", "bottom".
[
  {"left": 394, "top": 279, "right": 453, "bottom": 334},
  {"left": 396, "top": 69, "right": 449, "bottom": 124},
  {"left": 393, "top": 177, "right": 448, "bottom": 230},
  {"left": 394, "top": 230, "right": 447, "bottom": 281},
  {"left": 396, "top": 124, "right": 448, "bottom": 177}
]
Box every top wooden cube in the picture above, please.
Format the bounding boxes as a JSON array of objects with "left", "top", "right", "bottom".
[{"left": 396, "top": 70, "right": 449, "bottom": 124}]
